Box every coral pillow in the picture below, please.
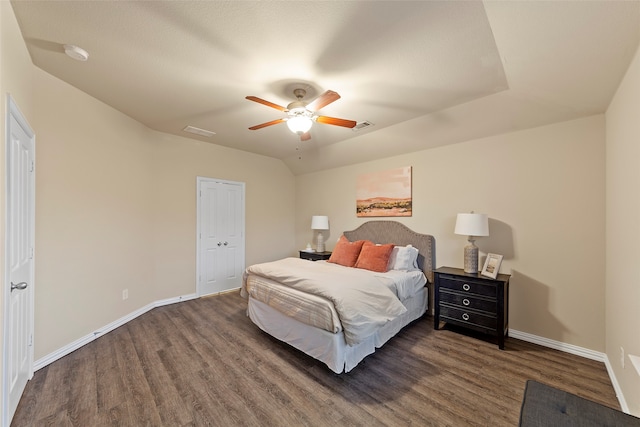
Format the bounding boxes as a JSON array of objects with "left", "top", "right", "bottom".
[
  {"left": 328, "top": 236, "right": 366, "bottom": 267},
  {"left": 355, "top": 241, "right": 395, "bottom": 272}
]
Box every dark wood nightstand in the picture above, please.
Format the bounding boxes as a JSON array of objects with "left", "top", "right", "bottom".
[
  {"left": 433, "top": 266, "right": 510, "bottom": 349},
  {"left": 299, "top": 251, "right": 332, "bottom": 261}
]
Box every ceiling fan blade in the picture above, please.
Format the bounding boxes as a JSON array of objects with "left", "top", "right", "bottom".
[
  {"left": 305, "top": 90, "right": 340, "bottom": 111},
  {"left": 245, "top": 96, "right": 288, "bottom": 112},
  {"left": 248, "top": 118, "right": 285, "bottom": 130},
  {"left": 315, "top": 116, "right": 357, "bottom": 128},
  {"left": 300, "top": 131, "right": 311, "bottom": 141}
]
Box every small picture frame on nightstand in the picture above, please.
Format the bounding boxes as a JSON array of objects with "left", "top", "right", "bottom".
[{"left": 481, "top": 253, "right": 503, "bottom": 279}]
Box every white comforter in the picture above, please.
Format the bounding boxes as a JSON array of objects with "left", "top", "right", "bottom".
[{"left": 243, "top": 257, "right": 411, "bottom": 346}]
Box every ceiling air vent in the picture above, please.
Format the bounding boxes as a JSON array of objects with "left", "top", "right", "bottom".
[
  {"left": 352, "top": 121, "right": 374, "bottom": 132},
  {"left": 183, "top": 125, "right": 216, "bottom": 137}
]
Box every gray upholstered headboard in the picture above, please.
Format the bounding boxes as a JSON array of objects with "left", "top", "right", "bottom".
[{"left": 343, "top": 221, "right": 436, "bottom": 284}]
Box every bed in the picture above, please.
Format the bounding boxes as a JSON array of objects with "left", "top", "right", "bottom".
[{"left": 241, "top": 221, "right": 435, "bottom": 373}]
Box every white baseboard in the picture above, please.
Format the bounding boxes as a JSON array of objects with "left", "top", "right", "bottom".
[
  {"left": 33, "top": 293, "right": 198, "bottom": 371},
  {"left": 509, "top": 329, "right": 606, "bottom": 361},
  {"left": 510, "top": 329, "right": 629, "bottom": 413},
  {"left": 603, "top": 354, "right": 630, "bottom": 414}
]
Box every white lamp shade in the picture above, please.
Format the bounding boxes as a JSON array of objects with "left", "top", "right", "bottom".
[
  {"left": 286, "top": 116, "right": 313, "bottom": 134},
  {"left": 454, "top": 213, "right": 489, "bottom": 237},
  {"left": 311, "top": 215, "right": 329, "bottom": 230}
]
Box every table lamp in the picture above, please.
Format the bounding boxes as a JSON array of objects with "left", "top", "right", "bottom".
[
  {"left": 311, "top": 215, "right": 329, "bottom": 252},
  {"left": 454, "top": 212, "right": 489, "bottom": 273}
]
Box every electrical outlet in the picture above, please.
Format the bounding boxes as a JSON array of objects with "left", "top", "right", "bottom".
[
  {"left": 621, "top": 346, "right": 625, "bottom": 368},
  {"left": 122, "top": 289, "right": 128, "bottom": 300}
]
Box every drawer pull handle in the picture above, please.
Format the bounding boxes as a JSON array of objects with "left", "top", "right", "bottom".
[
  {"left": 463, "top": 298, "right": 470, "bottom": 306},
  {"left": 462, "top": 313, "right": 470, "bottom": 321},
  {"left": 463, "top": 283, "right": 470, "bottom": 291}
]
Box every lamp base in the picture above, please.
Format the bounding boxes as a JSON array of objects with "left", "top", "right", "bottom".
[
  {"left": 463, "top": 244, "right": 479, "bottom": 273},
  {"left": 316, "top": 233, "right": 325, "bottom": 253}
]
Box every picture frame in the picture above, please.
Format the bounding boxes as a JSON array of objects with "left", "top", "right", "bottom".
[
  {"left": 356, "top": 166, "right": 412, "bottom": 217},
  {"left": 481, "top": 253, "right": 503, "bottom": 279}
]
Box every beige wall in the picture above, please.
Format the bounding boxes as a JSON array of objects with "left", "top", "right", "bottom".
[
  {"left": 296, "top": 115, "right": 606, "bottom": 352},
  {"left": 0, "top": 0, "right": 35, "bottom": 414},
  {"left": 606, "top": 43, "right": 640, "bottom": 415},
  {"left": 32, "top": 69, "right": 156, "bottom": 356},
  {"left": 30, "top": 67, "right": 295, "bottom": 359},
  {"left": 150, "top": 130, "right": 296, "bottom": 300}
]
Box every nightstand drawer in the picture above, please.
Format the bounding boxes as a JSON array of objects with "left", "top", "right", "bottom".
[
  {"left": 439, "top": 290, "right": 496, "bottom": 313},
  {"left": 440, "top": 304, "right": 497, "bottom": 330},
  {"left": 438, "top": 276, "right": 497, "bottom": 298}
]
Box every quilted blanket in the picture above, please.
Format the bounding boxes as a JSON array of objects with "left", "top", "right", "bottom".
[{"left": 243, "top": 257, "right": 407, "bottom": 346}]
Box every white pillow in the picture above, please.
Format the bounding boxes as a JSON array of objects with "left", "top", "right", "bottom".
[{"left": 387, "top": 245, "right": 420, "bottom": 271}]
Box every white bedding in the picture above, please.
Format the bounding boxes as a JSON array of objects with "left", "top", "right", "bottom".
[
  {"left": 378, "top": 267, "right": 428, "bottom": 299},
  {"left": 242, "top": 257, "right": 426, "bottom": 345}
]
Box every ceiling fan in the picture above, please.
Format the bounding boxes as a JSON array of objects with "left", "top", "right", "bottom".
[{"left": 246, "top": 88, "right": 356, "bottom": 141}]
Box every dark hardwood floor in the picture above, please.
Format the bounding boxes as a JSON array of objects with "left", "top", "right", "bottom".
[{"left": 12, "top": 291, "right": 620, "bottom": 426}]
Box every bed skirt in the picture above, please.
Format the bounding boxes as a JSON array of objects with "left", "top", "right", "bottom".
[{"left": 247, "top": 287, "right": 427, "bottom": 373}]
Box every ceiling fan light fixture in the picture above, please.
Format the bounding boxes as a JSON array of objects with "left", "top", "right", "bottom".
[
  {"left": 286, "top": 116, "right": 313, "bottom": 134},
  {"left": 246, "top": 88, "right": 354, "bottom": 139}
]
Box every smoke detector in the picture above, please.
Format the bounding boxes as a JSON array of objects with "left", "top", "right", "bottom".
[{"left": 63, "top": 44, "right": 89, "bottom": 61}]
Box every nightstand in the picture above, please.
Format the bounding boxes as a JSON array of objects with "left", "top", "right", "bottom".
[
  {"left": 299, "top": 251, "right": 332, "bottom": 261},
  {"left": 433, "top": 266, "right": 510, "bottom": 349}
]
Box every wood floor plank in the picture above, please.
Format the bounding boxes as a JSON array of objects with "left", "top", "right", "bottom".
[
  {"left": 95, "top": 331, "right": 128, "bottom": 415},
  {"left": 63, "top": 345, "right": 98, "bottom": 426},
  {"left": 12, "top": 291, "right": 623, "bottom": 426},
  {"left": 127, "top": 315, "right": 195, "bottom": 425}
]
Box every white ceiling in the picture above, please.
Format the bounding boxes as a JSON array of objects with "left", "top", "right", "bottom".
[{"left": 10, "top": 1, "right": 640, "bottom": 175}]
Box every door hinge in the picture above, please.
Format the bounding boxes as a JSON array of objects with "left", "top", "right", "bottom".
[
  {"left": 30, "top": 160, "right": 34, "bottom": 172},
  {"left": 29, "top": 334, "right": 33, "bottom": 347},
  {"left": 30, "top": 247, "right": 34, "bottom": 259}
]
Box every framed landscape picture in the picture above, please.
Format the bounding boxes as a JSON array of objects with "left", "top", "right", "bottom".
[
  {"left": 481, "top": 253, "right": 503, "bottom": 279},
  {"left": 356, "top": 166, "right": 412, "bottom": 217}
]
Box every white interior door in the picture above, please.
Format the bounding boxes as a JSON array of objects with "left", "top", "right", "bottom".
[
  {"left": 3, "top": 96, "right": 35, "bottom": 427},
  {"left": 197, "top": 178, "right": 245, "bottom": 296}
]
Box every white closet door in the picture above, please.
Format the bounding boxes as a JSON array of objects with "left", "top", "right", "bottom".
[{"left": 197, "top": 178, "right": 245, "bottom": 296}]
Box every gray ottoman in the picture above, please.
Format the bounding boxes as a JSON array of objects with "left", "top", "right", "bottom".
[{"left": 519, "top": 380, "right": 640, "bottom": 426}]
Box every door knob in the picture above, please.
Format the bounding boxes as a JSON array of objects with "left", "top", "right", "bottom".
[
  {"left": 217, "top": 242, "right": 222, "bottom": 246},
  {"left": 223, "top": 241, "right": 228, "bottom": 246},
  {"left": 11, "top": 281, "right": 28, "bottom": 292}
]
